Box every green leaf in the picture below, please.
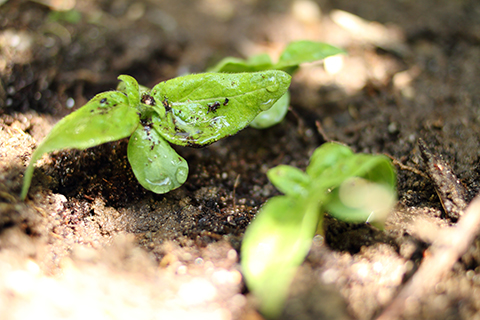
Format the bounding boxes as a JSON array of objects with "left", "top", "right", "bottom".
[
  {"left": 48, "top": 9, "right": 82, "bottom": 24},
  {"left": 127, "top": 125, "right": 188, "bottom": 194},
  {"left": 241, "top": 196, "right": 320, "bottom": 318},
  {"left": 117, "top": 75, "right": 140, "bottom": 107},
  {"left": 117, "top": 76, "right": 150, "bottom": 97},
  {"left": 250, "top": 91, "right": 290, "bottom": 129},
  {"left": 267, "top": 164, "right": 310, "bottom": 198},
  {"left": 208, "top": 53, "right": 274, "bottom": 73},
  {"left": 208, "top": 41, "right": 345, "bottom": 128},
  {"left": 149, "top": 71, "right": 291, "bottom": 147},
  {"left": 306, "top": 142, "right": 353, "bottom": 179},
  {"left": 241, "top": 142, "right": 397, "bottom": 316},
  {"left": 324, "top": 177, "right": 396, "bottom": 226},
  {"left": 307, "top": 144, "right": 397, "bottom": 227},
  {"left": 351, "top": 154, "right": 397, "bottom": 187},
  {"left": 275, "top": 40, "right": 346, "bottom": 70},
  {"left": 21, "top": 90, "right": 140, "bottom": 199},
  {"left": 322, "top": 154, "right": 396, "bottom": 227}
]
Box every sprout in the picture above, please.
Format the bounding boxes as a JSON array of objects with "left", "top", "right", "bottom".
[{"left": 21, "top": 71, "right": 291, "bottom": 199}]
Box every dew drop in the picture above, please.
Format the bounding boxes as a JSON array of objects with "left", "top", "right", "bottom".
[
  {"left": 265, "top": 78, "right": 279, "bottom": 93},
  {"left": 259, "top": 98, "right": 274, "bottom": 111},
  {"left": 66, "top": 97, "right": 75, "bottom": 109},
  {"left": 146, "top": 177, "right": 172, "bottom": 188},
  {"left": 175, "top": 166, "right": 188, "bottom": 183}
]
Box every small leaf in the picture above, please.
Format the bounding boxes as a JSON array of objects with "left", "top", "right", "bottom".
[
  {"left": 149, "top": 71, "right": 291, "bottom": 147},
  {"left": 323, "top": 154, "right": 396, "bottom": 227},
  {"left": 350, "top": 154, "right": 397, "bottom": 188},
  {"left": 208, "top": 53, "right": 274, "bottom": 73},
  {"left": 324, "top": 177, "right": 396, "bottom": 227},
  {"left": 127, "top": 125, "right": 188, "bottom": 194},
  {"left": 250, "top": 91, "right": 290, "bottom": 129},
  {"left": 117, "top": 79, "right": 150, "bottom": 96},
  {"left": 306, "top": 142, "right": 353, "bottom": 179},
  {"left": 21, "top": 91, "right": 139, "bottom": 199},
  {"left": 275, "top": 40, "right": 345, "bottom": 70},
  {"left": 117, "top": 75, "right": 140, "bottom": 107},
  {"left": 267, "top": 163, "right": 310, "bottom": 198},
  {"left": 308, "top": 145, "right": 397, "bottom": 227},
  {"left": 241, "top": 196, "right": 320, "bottom": 318}
]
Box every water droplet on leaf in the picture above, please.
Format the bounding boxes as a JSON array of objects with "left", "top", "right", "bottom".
[
  {"left": 266, "top": 79, "right": 279, "bottom": 93},
  {"left": 146, "top": 177, "right": 173, "bottom": 188},
  {"left": 176, "top": 166, "right": 188, "bottom": 183}
]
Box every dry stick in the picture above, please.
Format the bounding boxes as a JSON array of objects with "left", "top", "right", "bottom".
[
  {"left": 232, "top": 174, "right": 241, "bottom": 213},
  {"left": 315, "top": 120, "right": 331, "bottom": 142},
  {"left": 377, "top": 193, "right": 480, "bottom": 320},
  {"left": 383, "top": 153, "right": 429, "bottom": 180}
]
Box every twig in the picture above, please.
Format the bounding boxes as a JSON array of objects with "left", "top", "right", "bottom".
[
  {"left": 315, "top": 120, "right": 331, "bottom": 142},
  {"left": 376, "top": 193, "right": 480, "bottom": 320},
  {"left": 232, "top": 174, "right": 241, "bottom": 213},
  {"left": 383, "top": 153, "right": 429, "bottom": 180},
  {"left": 418, "top": 138, "right": 468, "bottom": 220}
]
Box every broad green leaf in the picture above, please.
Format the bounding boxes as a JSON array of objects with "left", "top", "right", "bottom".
[
  {"left": 127, "top": 125, "right": 188, "bottom": 194},
  {"left": 208, "top": 53, "right": 274, "bottom": 73},
  {"left": 21, "top": 91, "right": 140, "bottom": 199},
  {"left": 250, "top": 91, "right": 290, "bottom": 129},
  {"left": 267, "top": 163, "right": 310, "bottom": 198},
  {"left": 275, "top": 40, "right": 346, "bottom": 70},
  {"left": 149, "top": 71, "right": 291, "bottom": 147},
  {"left": 241, "top": 196, "right": 320, "bottom": 318},
  {"left": 208, "top": 41, "right": 344, "bottom": 128}
]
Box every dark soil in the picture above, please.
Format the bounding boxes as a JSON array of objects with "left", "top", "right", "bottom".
[{"left": 2, "top": 0, "right": 480, "bottom": 319}]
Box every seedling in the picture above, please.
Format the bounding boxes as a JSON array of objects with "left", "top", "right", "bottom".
[
  {"left": 21, "top": 71, "right": 291, "bottom": 199},
  {"left": 208, "top": 40, "right": 345, "bottom": 128},
  {"left": 241, "top": 142, "right": 397, "bottom": 318}
]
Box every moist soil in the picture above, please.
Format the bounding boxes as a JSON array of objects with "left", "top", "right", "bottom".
[{"left": 1, "top": 0, "right": 480, "bottom": 319}]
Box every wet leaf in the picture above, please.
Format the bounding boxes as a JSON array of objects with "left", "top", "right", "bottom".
[
  {"left": 127, "top": 125, "right": 188, "bottom": 194},
  {"left": 207, "top": 40, "right": 344, "bottom": 128},
  {"left": 149, "top": 71, "right": 291, "bottom": 146},
  {"left": 21, "top": 90, "right": 139, "bottom": 199},
  {"left": 249, "top": 91, "right": 290, "bottom": 129},
  {"left": 21, "top": 70, "right": 292, "bottom": 198}
]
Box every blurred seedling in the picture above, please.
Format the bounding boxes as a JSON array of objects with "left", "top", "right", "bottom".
[{"left": 241, "top": 142, "right": 397, "bottom": 318}]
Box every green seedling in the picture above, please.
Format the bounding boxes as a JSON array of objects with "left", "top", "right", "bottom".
[
  {"left": 208, "top": 40, "right": 345, "bottom": 128},
  {"left": 21, "top": 71, "right": 291, "bottom": 199},
  {"left": 241, "top": 142, "right": 397, "bottom": 318}
]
